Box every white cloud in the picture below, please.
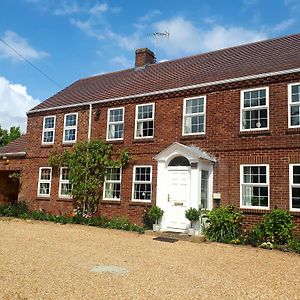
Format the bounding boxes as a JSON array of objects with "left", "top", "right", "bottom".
[
  {"left": 0, "top": 31, "right": 48, "bottom": 62},
  {"left": 111, "top": 55, "right": 132, "bottom": 68},
  {"left": 70, "top": 18, "right": 105, "bottom": 40},
  {"left": 0, "top": 77, "right": 40, "bottom": 132},
  {"left": 273, "top": 18, "right": 295, "bottom": 33},
  {"left": 89, "top": 3, "right": 108, "bottom": 15},
  {"left": 139, "top": 10, "right": 161, "bottom": 22},
  {"left": 54, "top": 2, "right": 81, "bottom": 15},
  {"left": 153, "top": 17, "right": 267, "bottom": 56},
  {"left": 54, "top": 1, "right": 109, "bottom": 16}
]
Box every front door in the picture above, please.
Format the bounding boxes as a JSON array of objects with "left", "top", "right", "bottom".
[{"left": 165, "top": 167, "right": 190, "bottom": 230}]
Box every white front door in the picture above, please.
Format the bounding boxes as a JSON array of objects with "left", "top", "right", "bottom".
[{"left": 165, "top": 167, "right": 190, "bottom": 230}]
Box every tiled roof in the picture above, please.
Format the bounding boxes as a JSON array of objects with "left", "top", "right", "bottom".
[
  {"left": 0, "top": 135, "right": 27, "bottom": 157},
  {"left": 30, "top": 33, "right": 300, "bottom": 112}
]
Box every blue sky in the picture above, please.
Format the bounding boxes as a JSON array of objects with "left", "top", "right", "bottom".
[{"left": 0, "top": 0, "right": 299, "bottom": 131}]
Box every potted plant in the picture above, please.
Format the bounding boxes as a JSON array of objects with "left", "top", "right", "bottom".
[
  {"left": 185, "top": 208, "right": 200, "bottom": 236},
  {"left": 147, "top": 205, "right": 164, "bottom": 232}
]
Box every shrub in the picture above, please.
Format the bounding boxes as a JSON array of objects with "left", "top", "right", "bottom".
[
  {"left": 246, "top": 225, "right": 265, "bottom": 247},
  {"left": 185, "top": 208, "right": 200, "bottom": 227},
  {"left": 147, "top": 206, "right": 164, "bottom": 225},
  {"left": 260, "top": 209, "right": 295, "bottom": 245},
  {"left": 288, "top": 239, "right": 300, "bottom": 254},
  {"left": 204, "top": 205, "right": 243, "bottom": 243},
  {"left": 0, "top": 202, "right": 28, "bottom": 217}
]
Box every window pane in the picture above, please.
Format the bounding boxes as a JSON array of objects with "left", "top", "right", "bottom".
[
  {"left": 44, "top": 117, "right": 55, "bottom": 129},
  {"left": 66, "top": 114, "right": 77, "bottom": 127},
  {"left": 201, "top": 170, "right": 209, "bottom": 209},
  {"left": 109, "top": 109, "right": 123, "bottom": 122},
  {"left": 39, "top": 183, "right": 50, "bottom": 195},
  {"left": 40, "top": 169, "right": 51, "bottom": 180},
  {"left": 185, "top": 98, "right": 204, "bottom": 114},
  {"left": 292, "top": 187, "right": 300, "bottom": 209},
  {"left": 138, "top": 105, "right": 153, "bottom": 120},
  {"left": 106, "top": 168, "right": 121, "bottom": 181},
  {"left": 61, "top": 168, "right": 69, "bottom": 180},
  {"left": 108, "top": 124, "right": 123, "bottom": 139},
  {"left": 136, "top": 121, "right": 153, "bottom": 137},
  {"left": 61, "top": 183, "right": 72, "bottom": 196},
  {"left": 105, "top": 182, "right": 120, "bottom": 199},
  {"left": 64, "top": 129, "right": 76, "bottom": 141},
  {"left": 135, "top": 167, "right": 151, "bottom": 182},
  {"left": 291, "top": 105, "right": 300, "bottom": 126},
  {"left": 43, "top": 131, "right": 54, "bottom": 143},
  {"left": 291, "top": 85, "right": 300, "bottom": 103},
  {"left": 134, "top": 183, "right": 151, "bottom": 200}
]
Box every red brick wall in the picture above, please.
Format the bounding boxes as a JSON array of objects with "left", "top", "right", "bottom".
[{"left": 5, "top": 72, "right": 300, "bottom": 228}]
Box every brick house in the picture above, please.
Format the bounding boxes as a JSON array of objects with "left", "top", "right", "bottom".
[{"left": 1, "top": 33, "right": 300, "bottom": 231}]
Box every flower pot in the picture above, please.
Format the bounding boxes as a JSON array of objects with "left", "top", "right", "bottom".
[
  {"left": 153, "top": 224, "right": 160, "bottom": 232},
  {"left": 187, "top": 228, "right": 195, "bottom": 236}
]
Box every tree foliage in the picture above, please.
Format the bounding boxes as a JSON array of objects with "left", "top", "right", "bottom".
[
  {"left": 0, "top": 126, "right": 21, "bottom": 147},
  {"left": 49, "top": 140, "right": 130, "bottom": 214}
]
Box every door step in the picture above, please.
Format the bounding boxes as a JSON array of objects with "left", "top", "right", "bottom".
[{"left": 145, "top": 230, "right": 205, "bottom": 243}]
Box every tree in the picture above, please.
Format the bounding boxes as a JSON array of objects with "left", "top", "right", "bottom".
[
  {"left": 49, "top": 140, "right": 130, "bottom": 215},
  {"left": 0, "top": 126, "right": 21, "bottom": 147}
]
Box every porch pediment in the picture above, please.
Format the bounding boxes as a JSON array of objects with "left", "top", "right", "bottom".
[{"left": 154, "top": 142, "right": 216, "bottom": 163}]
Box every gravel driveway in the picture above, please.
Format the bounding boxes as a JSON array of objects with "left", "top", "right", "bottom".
[{"left": 0, "top": 218, "right": 299, "bottom": 300}]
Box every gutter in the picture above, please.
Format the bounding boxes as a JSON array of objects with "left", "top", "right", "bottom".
[
  {"left": 27, "top": 67, "right": 300, "bottom": 115},
  {"left": 0, "top": 151, "right": 26, "bottom": 158}
]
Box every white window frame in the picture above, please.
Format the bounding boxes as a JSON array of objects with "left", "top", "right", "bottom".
[
  {"left": 59, "top": 167, "right": 72, "bottom": 199},
  {"left": 240, "top": 87, "right": 269, "bottom": 132},
  {"left": 37, "top": 167, "right": 52, "bottom": 198},
  {"left": 289, "top": 164, "right": 300, "bottom": 212},
  {"left": 106, "top": 107, "right": 125, "bottom": 141},
  {"left": 103, "top": 167, "right": 122, "bottom": 201},
  {"left": 42, "top": 115, "right": 56, "bottom": 145},
  {"left": 182, "top": 95, "right": 206, "bottom": 136},
  {"left": 288, "top": 82, "right": 300, "bottom": 128},
  {"left": 63, "top": 112, "right": 78, "bottom": 143},
  {"left": 132, "top": 165, "right": 152, "bottom": 202},
  {"left": 134, "top": 103, "right": 155, "bottom": 139},
  {"left": 240, "top": 164, "right": 270, "bottom": 210}
]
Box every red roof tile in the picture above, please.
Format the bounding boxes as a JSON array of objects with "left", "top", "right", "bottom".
[
  {"left": 30, "top": 33, "right": 300, "bottom": 112},
  {"left": 0, "top": 135, "right": 27, "bottom": 157}
]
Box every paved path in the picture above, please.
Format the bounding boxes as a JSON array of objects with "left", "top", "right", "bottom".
[{"left": 0, "top": 218, "right": 299, "bottom": 299}]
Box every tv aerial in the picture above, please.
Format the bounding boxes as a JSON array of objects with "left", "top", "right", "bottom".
[{"left": 148, "top": 30, "right": 170, "bottom": 61}]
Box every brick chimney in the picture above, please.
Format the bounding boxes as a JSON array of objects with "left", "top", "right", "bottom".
[{"left": 135, "top": 48, "right": 155, "bottom": 67}]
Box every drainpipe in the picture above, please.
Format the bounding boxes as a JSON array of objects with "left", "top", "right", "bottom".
[{"left": 88, "top": 104, "right": 92, "bottom": 141}]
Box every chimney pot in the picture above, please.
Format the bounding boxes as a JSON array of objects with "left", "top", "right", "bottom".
[{"left": 135, "top": 48, "right": 155, "bottom": 68}]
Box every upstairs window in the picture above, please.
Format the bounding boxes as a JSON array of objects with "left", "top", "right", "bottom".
[
  {"left": 288, "top": 83, "right": 300, "bottom": 128},
  {"left": 290, "top": 164, "right": 300, "bottom": 211},
  {"left": 63, "top": 113, "right": 78, "bottom": 143},
  {"left": 103, "top": 168, "right": 121, "bottom": 200},
  {"left": 135, "top": 103, "right": 154, "bottom": 138},
  {"left": 132, "top": 166, "right": 152, "bottom": 201},
  {"left": 183, "top": 96, "right": 206, "bottom": 135},
  {"left": 59, "top": 167, "right": 72, "bottom": 198},
  {"left": 240, "top": 165, "right": 269, "bottom": 209},
  {"left": 38, "top": 167, "right": 52, "bottom": 197},
  {"left": 241, "top": 87, "right": 269, "bottom": 131},
  {"left": 107, "top": 107, "right": 124, "bottom": 141},
  {"left": 42, "top": 116, "right": 56, "bottom": 144}
]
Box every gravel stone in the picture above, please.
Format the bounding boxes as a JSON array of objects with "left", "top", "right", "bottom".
[{"left": 0, "top": 218, "right": 299, "bottom": 299}]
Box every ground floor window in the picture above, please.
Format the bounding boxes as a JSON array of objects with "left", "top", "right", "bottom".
[
  {"left": 103, "top": 168, "right": 121, "bottom": 200},
  {"left": 240, "top": 164, "right": 269, "bottom": 209},
  {"left": 290, "top": 164, "right": 300, "bottom": 210},
  {"left": 59, "top": 167, "right": 72, "bottom": 198},
  {"left": 38, "top": 167, "right": 52, "bottom": 197},
  {"left": 132, "top": 166, "right": 152, "bottom": 201}
]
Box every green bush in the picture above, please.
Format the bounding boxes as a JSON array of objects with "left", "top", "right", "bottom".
[
  {"left": 204, "top": 205, "right": 243, "bottom": 243},
  {"left": 185, "top": 208, "right": 200, "bottom": 222},
  {"left": 260, "top": 209, "right": 295, "bottom": 245},
  {"left": 0, "top": 202, "right": 28, "bottom": 217},
  {"left": 147, "top": 205, "right": 164, "bottom": 225},
  {"left": 288, "top": 239, "right": 300, "bottom": 254},
  {"left": 0, "top": 203, "right": 145, "bottom": 234},
  {"left": 246, "top": 225, "right": 265, "bottom": 247}
]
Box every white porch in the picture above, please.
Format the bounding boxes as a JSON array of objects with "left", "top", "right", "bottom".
[{"left": 155, "top": 142, "right": 216, "bottom": 233}]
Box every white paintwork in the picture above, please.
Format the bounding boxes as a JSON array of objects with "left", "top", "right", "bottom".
[{"left": 155, "top": 142, "right": 214, "bottom": 232}]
